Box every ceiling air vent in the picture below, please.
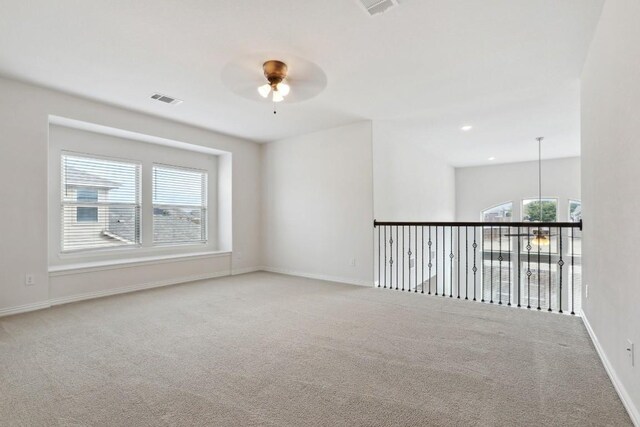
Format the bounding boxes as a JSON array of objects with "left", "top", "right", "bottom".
[
  {"left": 150, "top": 93, "right": 183, "bottom": 105},
  {"left": 358, "top": 0, "right": 398, "bottom": 16}
]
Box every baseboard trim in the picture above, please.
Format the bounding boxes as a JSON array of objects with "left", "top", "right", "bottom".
[
  {"left": 582, "top": 314, "right": 639, "bottom": 426},
  {"left": 261, "top": 266, "right": 373, "bottom": 287},
  {"left": 0, "top": 301, "right": 52, "bottom": 318},
  {"left": 1, "top": 269, "right": 268, "bottom": 318},
  {"left": 48, "top": 271, "right": 231, "bottom": 307},
  {"left": 231, "top": 266, "right": 263, "bottom": 276}
]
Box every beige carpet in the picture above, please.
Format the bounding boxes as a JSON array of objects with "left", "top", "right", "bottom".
[{"left": 0, "top": 272, "right": 631, "bottom": 426}]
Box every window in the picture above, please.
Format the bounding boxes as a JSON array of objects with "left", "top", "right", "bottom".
[
  {"left": 481, "top": 202, "right": 512, "bottom": 252},
  {"left": 76, "top": 189, "right": 98, "bottom": 222},
  {"left": 482, "top": 202, "right": 512, "bottom": 222},
  {"left": 522, "top": 198, "right": 557, "bottom": 222},
  {"left": 569, "top": 200, "right": 582, "bottom": 223},
  {"left": 61, "top": 153, "right": 141, "bottom": 251},
  {"left": 153, "top": 165, "right": 207, "bottom": 245}
]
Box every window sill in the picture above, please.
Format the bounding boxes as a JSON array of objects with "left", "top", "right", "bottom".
[{"left": 49, "top": 251, "right": 231, "bottom": 276}]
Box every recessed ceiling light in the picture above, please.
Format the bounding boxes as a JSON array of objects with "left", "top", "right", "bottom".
[
  {"left": 461, "top": 125, "right": 473, "bottom": 131},
  {"left": 488, "top": 157, "right": 496, "bottom": 161}
]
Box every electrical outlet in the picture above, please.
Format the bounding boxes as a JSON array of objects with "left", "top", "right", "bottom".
[
  {"left": 25, "top": 274, "right": 35, "bottom": 286},
  {"left": 627, "top": 340, "right": 635, "bottom": 367},
  {"left": 585, "top": 284, "right": 589, "bottom": 299}
]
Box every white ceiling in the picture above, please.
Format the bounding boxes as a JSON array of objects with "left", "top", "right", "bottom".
[{"left": 0, "top": 0, "right": 603, "bottom": 165}]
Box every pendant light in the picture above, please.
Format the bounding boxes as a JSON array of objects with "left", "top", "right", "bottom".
[{"left": 532, "top": 136, "right": 550, "bottom": 246}]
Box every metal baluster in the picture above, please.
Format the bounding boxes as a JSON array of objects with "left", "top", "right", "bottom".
[
  {"left": 490, "top": 226, "right": 494, "bottom": 303},
  {"left": 498, "top": 225, "right": 502, "bottom": 305},
  {"left": 382, "top": 226, "right": 386, "bottom": 288},
  {"left": 435, "top": 226, "right": 438, "bottom": 296},
  {"left": 481, "top": 226, "right": 485, "bottom": 303},
  {"left": 402, "top": 226, "right": 405, "bottom": 291},
  {"left": 571, "top": 226, "right": 575, "bottom": 315},
  {"left": 442, "top": 226, "right": 447, "bottom": 297},
  {"left": 537, "top": 226, "right": 541, "bottom": 311},
  {"left": 548, "top": 228, "right": 552, "bottom": 312},
  {"left": 428, "top": 227, "right": 433, "bottom": 294},
  {"left": 407, "top": 226, "right": 412, "bottom": 292},
  {"left": 449, "top": 226, "right": 453, "bottom": 298},
  {"left": 421, "top": 226, "right": 424, "bottom": 294},
  {"left": 378, "top": 225, "right": 381, "bottom": 288},
  {"left": 517, "top": 226, "right": 521, "bottom": 308},
  {"left": 415, "top": 226, "right": 419, "bottom": 293},
  {"left": 508, "top": 226, "right": 511, "bottom": 306},
  {"left": 527, "top": 226, "right": 532, "bottom": 309},
  {"left": 473, "top": 227, "right": 477, "bottom": 301},
  {"left": 389, "top": 228, "right": 392, "bottom": 289},
  {"left": 559, "top": 227, "right": 564, "bottom": 313},
  {"left": 396, "top": 226, "right": 399, "bottom": 290},
  {"left": 457, "top": 227, "right": 461, "bottom": 299},
  {"left": 465, "top": 227, "right": 469, "bottom": 300}
]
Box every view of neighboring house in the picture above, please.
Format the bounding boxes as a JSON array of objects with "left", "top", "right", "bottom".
[{"left": 63, "top": 165, "right": 137, "bottom": 251}]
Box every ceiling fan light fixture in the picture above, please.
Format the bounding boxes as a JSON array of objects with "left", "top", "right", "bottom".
[
  {"left": 259, "top": 60, "right": 290, "bottom": 102},
  {"left": 532, "top": 232, "right": 550, "bottom": 246},
  {"left": 272, "top": 90, "right": 284, "bottom": 103},
  {"left": 277, "top": 82, "right": 290, "bottom": 97},
  {"left": 258, "top": 84, "right": 271, "bottom": 98}
]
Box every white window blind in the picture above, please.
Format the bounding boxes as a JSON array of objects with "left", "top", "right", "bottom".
[
  {"left": 61, "top": 153, "right": 141, "bottom": 252},
  {"left": 153, "top": 165, "right": 207, "bottom": 245}
]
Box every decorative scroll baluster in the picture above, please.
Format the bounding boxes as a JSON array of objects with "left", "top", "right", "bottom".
[
  {"left": 435, "top": 226, "right": 439, "bottom": 296},
  {"left": 449, "top": 226, "right": 453, "bottom": 298},
  {"left": 537, "top": 227, "right": 541, "bottom": 311},
  {"left": 490, "top": 226, "right": 494, "bottom": 304},
  {"left": 473, "top": 227, "right": 477, "bottom": 301},
  {"left": 396, "top": 227, "right": 399, "bottom": 290},
  {"left": 402, "top": 226, "right": 406, "bottom": 291},
  {"left": 558, "top": 227, "right": 564, "bottom": 314},
  {"left": 442, "top": 226, "right": 446, "bottom": 297},
  {"left": 465, "top": 227, "right": 469, "bottom": 300},
  {"left": 481, "top": 226, "right": 485, "bottom": 303}
]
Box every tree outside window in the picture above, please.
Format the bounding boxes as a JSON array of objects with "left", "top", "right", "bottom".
[{"left": 522, "top": 199, "right": 557, "bottom": 222}]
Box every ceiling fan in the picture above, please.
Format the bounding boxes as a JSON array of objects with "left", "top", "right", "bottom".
[
  {"left": 257, "top": 60, "right": 290, "bottom": 103},
  {"left": 503, "top": 137, "right": 556, "bottom": 246},
  {"left": 220, "top": 53, "right": 327, "bottom": 113}
]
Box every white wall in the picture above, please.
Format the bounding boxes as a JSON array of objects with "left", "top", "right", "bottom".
[
  {"left": 261, "top": 121, "right": 374, "bottom": 285},
  {"left": 456, "top": 157, "right": 581, "bottom": 222},
  {"left": 0, "top": 76, "right": 261, "bottom": 315},
  {"left": 373, "top": 122, "right": 456, "bottom": 221},
  {"left": 581, "top": 0, "right": 640, "bottom": 422}
]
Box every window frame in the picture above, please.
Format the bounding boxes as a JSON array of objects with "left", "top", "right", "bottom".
[{"left": 60, "top": 151, "right": 142, "bottom": 254}]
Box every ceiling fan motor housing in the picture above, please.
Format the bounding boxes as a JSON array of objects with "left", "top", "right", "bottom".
[{"left": 263, "top": 60, "right": 288, "bottom": 89}]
